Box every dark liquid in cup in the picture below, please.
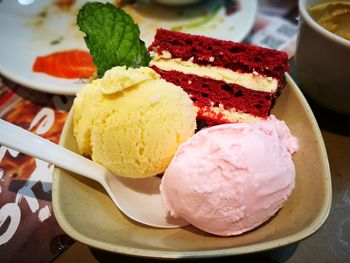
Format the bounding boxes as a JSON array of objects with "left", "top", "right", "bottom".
[{"left": 308, "top": 1, "right": 350, "bottom": 41}]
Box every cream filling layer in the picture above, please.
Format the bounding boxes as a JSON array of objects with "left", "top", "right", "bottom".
[
  {"left": 150, "top": 57, "right": 278, "bottom": 93},
  {"left": 197, "top": 105, "right": 263, "bottom": 123}
]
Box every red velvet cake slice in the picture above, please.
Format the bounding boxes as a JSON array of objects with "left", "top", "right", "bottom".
[{"left": 148, "top": 29, "right": 289, "bottom": 125}]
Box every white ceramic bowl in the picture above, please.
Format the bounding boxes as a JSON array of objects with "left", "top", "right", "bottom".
[
  {"left": 52, "top": 75, "right": 332, "bottom": 258},
  {"left": 295, "top": 0, "right": 350, "bottom": 114}
]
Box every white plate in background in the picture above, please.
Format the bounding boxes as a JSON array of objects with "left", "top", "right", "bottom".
[{"left": 0, "top": 0, "right": 257, "bottom": 95}]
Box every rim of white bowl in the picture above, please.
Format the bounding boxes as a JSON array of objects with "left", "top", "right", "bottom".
[{"left": 299, "top": 0, "right": 350, "bottom": 48}]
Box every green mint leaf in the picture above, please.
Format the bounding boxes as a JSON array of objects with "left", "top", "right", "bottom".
[{"left": 77, "top": 2, "right": 150, "bottom": 77}]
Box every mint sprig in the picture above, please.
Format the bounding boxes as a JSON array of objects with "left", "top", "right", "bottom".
[{"left": 77, "top": 2, "right": 150, "bottom": 77}]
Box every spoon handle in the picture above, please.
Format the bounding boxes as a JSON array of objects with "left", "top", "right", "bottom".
[{"left": 0, "top": 119, "right": 107, "bottom": 184}]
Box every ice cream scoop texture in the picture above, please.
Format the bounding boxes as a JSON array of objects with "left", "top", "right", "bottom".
[
  {"left": 160, "top": 116, "right": 298, "bottom": 236},
  {"left": 73, "top": 66, "right": 196, "bottom": 178}
]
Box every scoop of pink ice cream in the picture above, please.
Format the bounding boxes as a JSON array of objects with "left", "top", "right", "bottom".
[{"left": 160, "top": 115, "right": 298, "bottom": 236}]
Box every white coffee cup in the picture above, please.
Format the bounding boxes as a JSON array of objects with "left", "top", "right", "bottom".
[{"left": 295, "top": 0, "right": 350, "bottom": 114}]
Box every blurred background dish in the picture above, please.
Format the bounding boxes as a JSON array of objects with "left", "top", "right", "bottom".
[
  {"left": 295, "top": 0, "right": 350, "bottom": 114},
  {"left": 0, "top": 0, "right": 257, "bottom": 95},
  {"left": 152, "top": 0, "right": 202, "bottom": 5}
]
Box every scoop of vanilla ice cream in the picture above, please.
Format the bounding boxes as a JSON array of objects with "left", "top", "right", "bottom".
[
  {"left": 160, "top": 115, "right": 298, "bottom": 236},
  {"left": 73, "top": 66, "right": 196, "bottom": 178}
]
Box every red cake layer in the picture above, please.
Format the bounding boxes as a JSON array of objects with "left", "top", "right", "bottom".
[
  {"left": 149, "top": 29, "right": 289, "bottom": 90},
  {"left": 152, "top": 67, "right": 275, "bottom": 122},
  {"left": 149, "top": 29, "right": 290, "bottom": 125}
]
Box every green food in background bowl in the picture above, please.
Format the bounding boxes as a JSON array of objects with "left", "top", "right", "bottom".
[
  {"left": 295, "top": 0, "right": 350, "bottom": 114},
  {"left": 308, "top": 1, "right": 350, "bottom": 41}
]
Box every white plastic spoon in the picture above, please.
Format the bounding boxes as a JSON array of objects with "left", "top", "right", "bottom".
[{"left": 0, "top": 119, "right": 188, "bottom": 228}]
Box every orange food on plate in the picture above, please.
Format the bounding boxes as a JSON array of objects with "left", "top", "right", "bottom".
[{"left": 33, "top": 49, "right": 96, "bottom": 79}]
